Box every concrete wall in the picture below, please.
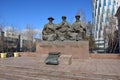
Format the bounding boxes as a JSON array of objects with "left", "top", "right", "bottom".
[
  {"left": 90, "top": 54, "right": 120, "bottom": 59},
  {"left": 19, "top": 52, "right": 37, "bottom": 57}
]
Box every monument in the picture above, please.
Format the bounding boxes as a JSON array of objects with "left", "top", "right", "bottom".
[
  {"left": 37, "top": 15, "right": 89, "bottom": 65},
  {"left": 42, "top": 15, "right": 86, "bottom": 41}
]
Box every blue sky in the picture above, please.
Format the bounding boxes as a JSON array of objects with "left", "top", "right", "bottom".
[{"left": 0, "top": 0, "right": 92, "bottom": 30}]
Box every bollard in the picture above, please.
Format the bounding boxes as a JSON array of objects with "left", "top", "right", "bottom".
[
  {"left": 14, "top": 52, "right": 19, "bottom": 57},
  {"left": 1, "top": 53, "right": 7, "bottom": 58}
]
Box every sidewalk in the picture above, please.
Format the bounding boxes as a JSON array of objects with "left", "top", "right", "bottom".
[{"left": 0, "top": 56, "right": 120, "bottom": 80}]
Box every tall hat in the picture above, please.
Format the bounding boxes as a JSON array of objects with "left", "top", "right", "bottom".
[
  {"left": 75, "top": 15, "right": 80, "bottom": 18},
  {"left": 48, "top": 17, "right": 54, "bottom": 20},
  {"left": 62, "top": 16, "right": 66, "bottom": 19}
]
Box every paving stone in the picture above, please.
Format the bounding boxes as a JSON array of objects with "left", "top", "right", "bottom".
[{"left": 0, "top": 57, "right": 120, "bottom": 80}]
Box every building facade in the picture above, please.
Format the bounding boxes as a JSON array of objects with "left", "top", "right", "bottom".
[
  {"left": 92, "top": 0, "right": 118, "bottom": 52},
  {"left": 0, "top": 31, "right": 38, "bottom": 52}
]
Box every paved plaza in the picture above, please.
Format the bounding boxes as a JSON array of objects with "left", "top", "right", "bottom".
[{"left": 0, "top": 55, "right": 120, "bottom": 80}]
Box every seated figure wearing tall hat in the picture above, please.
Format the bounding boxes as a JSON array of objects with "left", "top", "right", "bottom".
[
  {"left": 42, "top": 17, "right": 57, "bottom": 41},
  {"left": 56, "top": 16, "right": 71, "bottom": 41},
  {"left": 67, "top": 15, "right": 86, "bottom": 41}
]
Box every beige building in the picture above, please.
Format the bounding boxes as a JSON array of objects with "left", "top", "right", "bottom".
[{"left": 1, "top": 31, "right": 37, "bottom": 52}]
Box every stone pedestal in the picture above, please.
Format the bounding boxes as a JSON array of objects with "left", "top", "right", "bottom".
[{"left": 36, "top": 41, "right": 89, "bottom": 59}]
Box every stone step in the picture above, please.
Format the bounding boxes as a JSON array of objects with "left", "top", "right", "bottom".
[{"left": 0, "top": 66, "right": 119, "bottom": 80}]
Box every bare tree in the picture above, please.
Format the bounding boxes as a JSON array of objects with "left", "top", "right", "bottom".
[
  {"left": 3, "top": 24, "right": 20, "bottom": 52},
  {"left": 22, "top": 24, "right": 39, "bottom": 52},
  {"left": 76, "top": 9, "right": 87, "bottom": 27},
  {"left": 39, "top": 28, "right": 42, "bottom": 40},
  {"left": 86, "top": 21, "right": 96, "bottom": 52},
  {"left": 104, "top": 15, "right": 118, "bottom": 53}
]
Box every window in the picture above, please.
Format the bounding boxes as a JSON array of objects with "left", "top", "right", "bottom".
[
  {"left": 97, "top": 16, "right": 99, "bottom": 23},
  {"left": 107, "top": 8, "right": 110, "bottom": 14},
  {"left": 98, "top": 8, "right": 100, "bottom": 15},
  {"left": 99, "top": 0, "right": 101, "bottom": 7},
  {"left": 108, "top": 0, "right": 111, "bottom": 6},
  {"left": 100, "top": 23, "right": 102, "bottom": 30},
  {"left": 95, "top": 10, "right": 96, "bottom": 16},
  {"left": 96, "top": 2, "right": 97, "bottom": 8},
  {"left": 98, "top": 30, "right": 101, "bottom": 38},
  {"left": 106, "top": 17, "right": 108, "bottom": 22},
  {"left": 102, "top": 7, "right": 104, "bottom": 14},
  {"left": 96, "top": 24, "right": 98, "bottom": 31},
  {"left": 104, "top": 0, "right": 106, "bottom": 6},
  {"left": 112, "top": 7, "right": 114, "bottom": 15},
  {"left": 113, "top": 0, "right": 116, "bottom": 4}
]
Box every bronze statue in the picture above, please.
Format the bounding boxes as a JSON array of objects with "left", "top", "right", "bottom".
[
  {"left": 56, "top": 16, "right": 71, "bottom": 41},
  {"left": 42, "top": 17, "right": 57, "bottom": 41},
  {"left": 69, "top": 15, "right": 86, "bottom": 40},
  {"left": 42, "top": 15, "right": 86, "bottom": 41}
]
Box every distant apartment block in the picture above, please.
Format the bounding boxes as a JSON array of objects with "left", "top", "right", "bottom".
[
  {"left": 0, "top": 31, "right": 39, "bottom": 52},
  {"left": 93, "top": 0, "right": 118, "bottom": 40}
]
